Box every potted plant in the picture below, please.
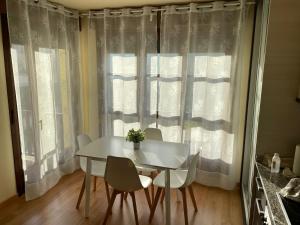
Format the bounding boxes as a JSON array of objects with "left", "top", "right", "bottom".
[{"left": 126, "top": 129, "right": 145, "bottom": 150}]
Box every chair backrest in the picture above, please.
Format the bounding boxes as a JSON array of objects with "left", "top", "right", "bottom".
[
  {"left": 77, "top": 134, "right": 92, "bottom": 169},
  {"left": 183, "top": 152, "right": 200, "bottom": 187},
  {"left": 104, "top": 156, "right": 143, "bottom": 192},
  {"left": 77, "top": 134, "right": 92, "bottom": 148},
  {"left": 144, "top": 128, "right": 163, "bottom": 141}
]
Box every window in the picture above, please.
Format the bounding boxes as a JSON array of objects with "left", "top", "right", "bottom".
[
  {"left": 11, "top": 45, "right": 72, "bottom": 178},
  {"left": 109, "top": 54, "right": 140, "bottom": 135},
  {"left": 11, "top": 45, "right": 35, "bottom": 170},
  {"left": 109, "top": 52, "right": 232, "bottom": 144}
]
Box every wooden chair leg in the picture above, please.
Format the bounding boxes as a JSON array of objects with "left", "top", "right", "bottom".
[
  {"left": 120, "top": 192, "right": 124, "bottom": 208},
  {"left": 144, "top": 188, "right": 151, "bottom": 210},
  {"left": 180, "top": 188, "right": 188, "bottom": 225},
  {"left": 104, "top": 181, "right": 110, "bottom": 203},
  {"left": 150, "top": 172, "right": 155, "bottom": 201},
  {"left": 124, "top": 192, "right": 128, "bottom": 200},
  {"left": 188, "top": 185, "right": 198, "bottom": 212},
  {"left": 149, "top": 187, "right": 162, "bottom": 222},
  {"left": 130, "top": 192, "right": 139, "bottom": 225},
  {"left": 160, "top": 188, "right": 165, "bottom": 204},
  {"left": 102, "top": 190, "right": 118, "bottom": 225},
  {"left": 93, "top": 176, "right": 97, "bottom": 191},
  {"left": 76, "top": 175, "right": 86, "bottom": 209}
]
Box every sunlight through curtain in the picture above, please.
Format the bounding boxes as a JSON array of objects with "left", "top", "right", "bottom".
[
  {"left": 87, "top": 2, "right": 254, "bottom": 189},
  {"left": 7, "top": 0, "right": 82, "bottom": 200}
]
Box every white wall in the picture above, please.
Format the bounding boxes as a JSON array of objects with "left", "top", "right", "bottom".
[
  {"left": 0, "top": 17, "right": 17, "bottom": 203},
  {"left": 256, "top": 0, "right": 300, "bottom": 157}
]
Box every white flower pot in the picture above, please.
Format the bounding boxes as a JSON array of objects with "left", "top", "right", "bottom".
[{"left": 133, "top": 142, "right": 140, "bottom": 150}]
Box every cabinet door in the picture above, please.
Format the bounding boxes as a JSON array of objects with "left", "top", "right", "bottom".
[
  {"left": 252, "top": 198, "right": 267, "bottom": 225},
  {"left": 252, "top": 202, "right": 262, "bottom": 225}
]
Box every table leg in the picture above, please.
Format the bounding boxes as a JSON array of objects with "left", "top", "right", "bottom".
[
  {"left": 84, "top": 158, "right": 91, "bottom": 218},
  {"left": 165, "top": 168, "right": 171, "bottom": 225}
]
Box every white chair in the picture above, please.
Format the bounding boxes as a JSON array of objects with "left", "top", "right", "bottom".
[
  {"left": 136, "top": 128, "right": 163, "bottom": 200},
  {"left": 144, "top": 128, "right": 163, "bottom": 141},
  {"left": 76, "top": 134, "right": 110, "bottom": 209},
  {"left": 149, "top": 153, "right": 200, "bottom": 225},
  {"left": 102, "top": 156, "right": 152, "bottom": 225}
]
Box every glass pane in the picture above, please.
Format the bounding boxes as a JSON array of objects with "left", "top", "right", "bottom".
[
  {"left": 112, "top": 79, "right": 137, "bottom": 114},
  {"left": 160, "top": 54, "right": 182, "bottom": 78},
  {"left": 194, "top": 54, "right": 231, "bottom": 79},
  {"left": 35, "top": 49, "right": 56, "bottom": 157},
  {"left": 192, "top": 82, "right": 231, "bottom": 121},
  {"left": 150, "top": 80, "right": 157, "bottom": 115},
  {"left": 11, "top": 45, "right": 36, "bottom": 170},
  {"left": 110, "top": 54, "right": 137, "bottom": 77},
  {"left": 159, "top": 81, "right": 182, "bottom": 117},
  {"left": 148, "top": 54, "right": 158, "bottom": 77}
]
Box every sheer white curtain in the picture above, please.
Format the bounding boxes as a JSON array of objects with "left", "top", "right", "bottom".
[
  {"left": 87, "top": 7, "right": 158, "bottom": 138},
  {"left": 158, "top": 2, "right": 246, "bottom": 189},
  {"left": 7, "top": 0, "right": 81, "bottom": 200},
  {"left": 87, "top": 2, "right": 251, "bottom": 189}
]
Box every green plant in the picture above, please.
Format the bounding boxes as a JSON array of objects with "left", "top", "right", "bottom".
[{"left": 126, "top": 129, "right": 145, "bottom": 143}]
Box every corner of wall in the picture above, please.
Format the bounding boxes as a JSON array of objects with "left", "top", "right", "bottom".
[{"left": 0, "top": 17, "right": 17, "bottom": 203}]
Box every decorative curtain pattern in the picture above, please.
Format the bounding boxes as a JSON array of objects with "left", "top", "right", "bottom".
[
  {"left": 7, "top": 0, "right": 81, "bottom": 200},
  {"left": 87, "top": 7, "right": 158, "bottom": 138},
  {"left": 159, "top": 2, "right": 245, "bottom": 189},
  {"left": 88, "top": 2, "right": 250, "bottom": 189}
]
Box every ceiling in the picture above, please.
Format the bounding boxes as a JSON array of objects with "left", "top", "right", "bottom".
[{"left": 51, "top": 0, "right": 212, "bottom": 11}]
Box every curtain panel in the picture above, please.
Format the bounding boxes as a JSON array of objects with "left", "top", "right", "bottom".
[
  {"left": 159, "top": 3, "right": 244, "bottom": 189},
  {"left": 7, "top": 0, "right": 82, "bottom": 200},
  {"left": 87, "top": 2, "right": 253, "bottom": 189},
  {"left": 87, "top": 7, "right": 158, "bottom": 138}
]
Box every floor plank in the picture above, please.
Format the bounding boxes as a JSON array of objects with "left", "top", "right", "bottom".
[{"left": 0, "top": 171, "right": 243, "bottom": 225}]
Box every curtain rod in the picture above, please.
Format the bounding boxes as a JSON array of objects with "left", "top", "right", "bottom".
[
  {"left": 34, "top": 0, "right": 256, "bottom": 16},
  {"left": 33, "top": 0, "right": 76, "bottom": 15},
  {"left": 79, "top": 1, "right": 256, "bottom": 17}
]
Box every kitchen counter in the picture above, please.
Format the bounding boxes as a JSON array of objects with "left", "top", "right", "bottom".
[{"left": 256, "top": 163, "right": 290, "bottom": 225}]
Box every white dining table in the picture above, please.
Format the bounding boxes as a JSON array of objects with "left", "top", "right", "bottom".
[{"left": 76, "top": 136, "right": 189, "bottom": 225}]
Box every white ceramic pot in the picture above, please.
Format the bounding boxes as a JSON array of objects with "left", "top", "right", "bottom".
[{"left": 133, "top": 142, "right": 140, "bottom": 150}]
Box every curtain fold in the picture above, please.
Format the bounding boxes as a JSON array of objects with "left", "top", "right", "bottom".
[
  {"left": 87, "top": 7, "right": 158, "bottom": 138},
  {"left": 87, "top": 2, "right": 253, "bottom": 190},
  {"left": 159, "top": 2, "right": 245, "bottom": 189},
  {"left": 7, "top": 0, "right": 81, "bottom": 200}
]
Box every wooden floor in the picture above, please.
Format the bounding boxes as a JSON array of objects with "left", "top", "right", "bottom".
[{"left": 0, "top": 171, "right": 243, "bottom": 225}]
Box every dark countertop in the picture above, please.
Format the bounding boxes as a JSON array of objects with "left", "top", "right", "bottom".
[{"left": 256, "top": 163, "right": 290, "bottom": 225}]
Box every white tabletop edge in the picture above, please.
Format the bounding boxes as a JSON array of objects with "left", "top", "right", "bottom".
[
  {"left": 75, "top": 153, "right": 181, "bottom": 170},
  {"left": 76, "top": 136, "right": 189, "bottom": 170}
]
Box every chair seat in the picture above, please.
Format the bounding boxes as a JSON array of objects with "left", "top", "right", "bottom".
[
  {"left": 80, "top": 157, "right": 106, "bottom": 177},
  {"left": 136, "top": 166, "right": 157, "bottom": 175},
  {"left": 139, "top": 175, "right": 152, "bottom": 188},
  {"left": 153, "top": 170, "right": 188, "bottom": 189}
]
